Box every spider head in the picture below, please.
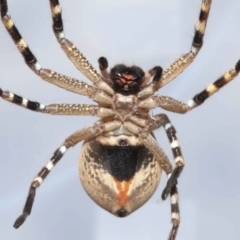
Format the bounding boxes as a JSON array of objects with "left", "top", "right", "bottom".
[{"left": 110, "top": 64, "right": 145, "bottom": 95}]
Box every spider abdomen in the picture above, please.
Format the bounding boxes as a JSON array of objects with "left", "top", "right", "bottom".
[{"left": 79, "top": 134, "right": 162, "bottom": 217}]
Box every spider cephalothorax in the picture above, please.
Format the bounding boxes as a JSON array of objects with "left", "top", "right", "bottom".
[
  {"left": 110, "top": 64, "right": 145, "bottom": 95},
  {"left": 1, "top": 0, "right": 240, "bottom": 240}
]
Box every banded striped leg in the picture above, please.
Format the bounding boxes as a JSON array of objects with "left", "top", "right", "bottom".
[
  {"left": 49, "top": 0, "right": 104, "bottom": 84},
  {"left": 0, "top": 1, "right": 113, "bottom": 99},
  {"left": 165, "top": 60, "right": 240, "bottom": 112},
  {"left": 168, "top": 185, "right": 180, "bottom": 240},
  {"left": 123, "top": 120, "right": 180, "bottom": 240},
  {"left": 0, "top": 2, "right": 41, "bottom": 74},
  {"left": 0, "top": 88, "right": 46, "bottom": 112},
  {"left": 13, "top": 120, "right": 122, "bottom": 229},
  {"left": 152, "top": 114, "right": 184, "bottom": 200},
  {"left": 129, "top": 113, "right": 184, "bottom": 200},
  {"left": 0, "top": 88, "right": 114, "bottom": 117},
  {"left": 155, "top": 0, "right": 212, "bottom": 90},
  {"left": 188, "top": 59, "right": 240, "bottom": 109},
  {"left": 138, "top": 59, "right": 240, "bottom": 114}
]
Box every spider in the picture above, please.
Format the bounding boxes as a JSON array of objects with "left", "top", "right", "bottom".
[{"left": 1, "top": 0, "right": 240, "bottom": 239}]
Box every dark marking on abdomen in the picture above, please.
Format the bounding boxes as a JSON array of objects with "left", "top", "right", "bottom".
[
  {"left": 103, "top": 145, "right": 142, "bottom": 181},
  {"left": 87, "top": 140, "right": 153, "bottom": 182}
]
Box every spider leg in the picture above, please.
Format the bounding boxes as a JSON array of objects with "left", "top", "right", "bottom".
[
  {"left": 151, "top": 114, "right": 184, "bottom": 200},
  {"left": 0, "top": 88, "right": 46, "bottom": 112},
  {"left": 0, "top": 1, "right": 113, "bottom": 99},
  {"left": 45, "top": 103, "right": 114, "bottom": 117},
  {"left": 168, "top": 185, "right": 180, "bottom": 240},
  {"left": 128, "top": 113, "right": 184, "bottom": 199},
  {"left": 123, "top": 121, "right": 173, "bottom": 174},
  {"left": 13, "top": 120, "right": 121, "bottom": 229},
  {"left": 123, "top": 119, "right": 180, "bottom": 240},
  {"left": 48, "top": 0, "right": 104, "bottom": 85},
  {"left": 188, "top": 60, "right": 240, "bottom": 109},
  {"left": 0, "top": 88, "right": 114, "bottom": 116},
  {"left": 138, "top": 95, "right": 190, "bottom": 113},
  {"left": 138, "top": 59, "right": 240, "bottom": 113},
  {"left": 155, "top": 0, "right": 212, "bottom": 90}
]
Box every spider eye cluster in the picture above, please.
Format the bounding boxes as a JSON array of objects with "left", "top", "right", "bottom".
[{"left": 110, "top": 64, "right": 145, "bottom": 95}]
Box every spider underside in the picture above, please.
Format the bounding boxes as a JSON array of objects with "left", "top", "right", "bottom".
[{"left": 1, "top": 0, "right": 240, "bottom": 240}]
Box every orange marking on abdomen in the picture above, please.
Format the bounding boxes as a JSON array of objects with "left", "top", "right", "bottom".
[{"left": 115, "top": 178, "right": 133, "bottom": 205}]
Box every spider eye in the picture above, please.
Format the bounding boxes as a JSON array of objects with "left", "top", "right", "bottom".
[{"left": 116, "top": 73, "right": 121, "bottom": 77}]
